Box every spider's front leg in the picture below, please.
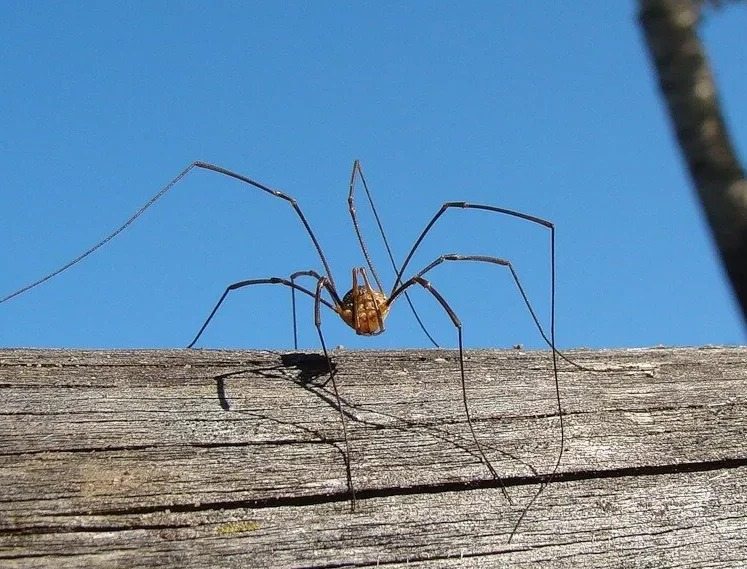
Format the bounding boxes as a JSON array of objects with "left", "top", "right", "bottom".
[
  {"left": 399, "top": 253, "right": 565, "bottom": 542},
  {"left": 388, "top": 276, "right": 512, "bottom": 505},
  {"left": 390, "top": 200, "right": 556, "bottom": 351},
  {"left": 409, "top": 254, "right": 551, "bottom": 347},
  {"left": 185, "top": 276, "right": 336, "bottom": 349},
  {"left": 290, "top": 270, "right": 338, "bottom": 350}
]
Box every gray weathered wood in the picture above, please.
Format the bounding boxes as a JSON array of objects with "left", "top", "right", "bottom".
[{"left": 1, "top": 347, "right": 746, "bottom": 568}]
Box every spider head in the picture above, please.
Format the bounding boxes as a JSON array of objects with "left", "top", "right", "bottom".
[{"left": 338, "top": 268, "right": 390, "bottom": 335}]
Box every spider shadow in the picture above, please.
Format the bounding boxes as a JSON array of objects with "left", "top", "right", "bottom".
[
  {"left": 211, "top": 353, "right": 347, "bottom": 470},
  {"left": 213, "top": 352, "right": 335, "bottom": 411},
  {"left": 212, "top": 352, "right": 539, "bottom": 481}
]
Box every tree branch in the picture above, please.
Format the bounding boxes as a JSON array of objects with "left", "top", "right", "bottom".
[{"left": 638, "top": 0, "right": 747, "bottom": 324}]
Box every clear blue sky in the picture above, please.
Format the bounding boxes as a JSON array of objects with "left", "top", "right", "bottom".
[{"left": 1, "top": 2, "right": 745, "bottom": 350}]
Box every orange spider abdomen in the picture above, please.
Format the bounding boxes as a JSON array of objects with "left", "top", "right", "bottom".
[{"left": 339, "top": 287, "right": 390, "bottom": 335}]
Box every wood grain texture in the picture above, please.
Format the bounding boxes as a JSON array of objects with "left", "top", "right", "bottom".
[{"left": 1, "top": 347, "right": 746, "bottom": 568}]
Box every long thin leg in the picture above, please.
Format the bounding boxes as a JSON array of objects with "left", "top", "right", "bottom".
[
  {"left": 314, "top": 276, "right": 357, "bottom": 511},
  {"left": 348, "top": 161, "right": 439, "bottom": 347},
  {"left": 391, "top": 202, "right": 556, "bottom": 356},
  {"left": 393, "top": 203, "right": 584, "bottom": 371},
  {"left": 393, "top": 253, "right": 564, "bottom": 542},
  {"left": 290, "top": 270, "right": 341, "bottom": 350},
  {"left": 186, "top": 277, "right": 337, "bottom": 349},
  {"left": 388, "top": 276, "right": 512, "bottom": 505},
  {"left": 192, "top": 162, "right": 336, "bottom": 290},
  {"left": 1, "top": 161, "right": 338, "bottom": 304},
  {"left": 347, "top": 161, "right": 385, "bottom": 292},
  {"left": 356, "top": 266, "right": 387, "bottom": 335},
  {"left": 402, "top": 254, "right": 551, "bottom": 350},
  {"left": 508, "top": 342, "right": 561, "bottom": 543},
  {"left": 393, "top": 202, "right": 554, "bottom": 296}
]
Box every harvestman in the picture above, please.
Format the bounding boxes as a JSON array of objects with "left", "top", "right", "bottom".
[{"left": 1, "top": 160, "right": 564, "bottom": 542}]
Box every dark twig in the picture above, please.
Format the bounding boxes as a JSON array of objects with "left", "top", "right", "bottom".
[{"left": 639, "top": 0, "right": 747, "bottom": 323}]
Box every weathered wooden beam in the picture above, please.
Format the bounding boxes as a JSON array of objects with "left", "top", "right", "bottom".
[{"left": 1, "top": 347, "right": 746, "bottom": 567}]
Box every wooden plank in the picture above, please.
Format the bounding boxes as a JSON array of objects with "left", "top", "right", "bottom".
[
  {"left": 0, "top": 347, "right": 746, "bottom": 567},
  {"left": 2, "top": 470, "right": 746, "bottom": 568}
]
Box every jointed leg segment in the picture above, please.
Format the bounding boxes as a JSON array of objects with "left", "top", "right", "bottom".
[
  {"left": 313, "top": 276, "right": 357, "bottom": 510},
  {"left": 187, "top": 272, "right": 358, "bottom": 511},
  {"left": 400, "top": 253, "right": 553, "bottom": 349},
  {"left": 388, "top": 276, "right": 512, "bottom": 504},
  {"left": 348, "top": 161, "right": 438, "bottom": 347},
  {"left": 186, "top": 276, "right": 336, "bottom": 349}
]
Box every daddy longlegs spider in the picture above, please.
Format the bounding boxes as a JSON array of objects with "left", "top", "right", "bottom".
[{"left": 1, "top": 160, "right": 564, "bottom": 543}]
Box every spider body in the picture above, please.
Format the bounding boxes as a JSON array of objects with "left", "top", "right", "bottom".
[{"left": 338, "top": 268, "right": 390, "bottom": 335}]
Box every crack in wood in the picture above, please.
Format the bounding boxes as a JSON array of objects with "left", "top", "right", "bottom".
[
  {"left": 21, "top": 456, "right": 744, "bottom": 523},
  {"left": 0, "top": 522, "right": 193, "bottom": 537}
]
